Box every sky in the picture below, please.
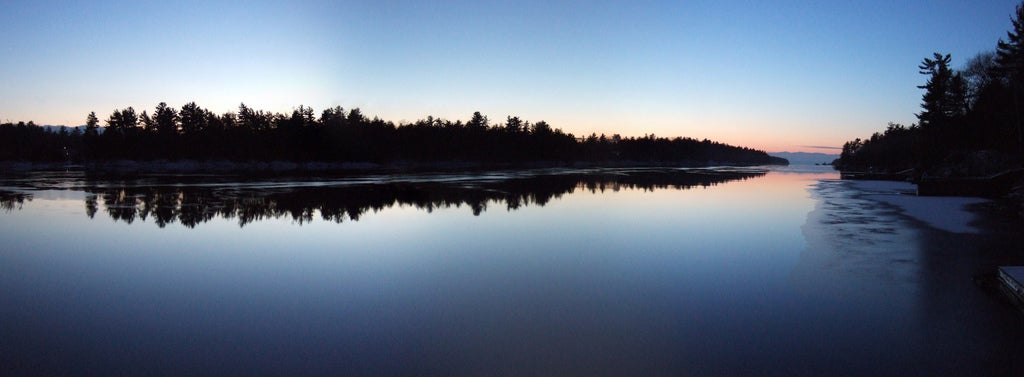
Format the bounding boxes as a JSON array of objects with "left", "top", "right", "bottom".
[{"left": 1, "top": 0, "right": 1021, "bottom": 153}]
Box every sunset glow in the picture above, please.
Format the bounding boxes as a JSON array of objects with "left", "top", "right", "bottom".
[{"left": 1, "top": 0, "right": 1019, "bottom": 153}]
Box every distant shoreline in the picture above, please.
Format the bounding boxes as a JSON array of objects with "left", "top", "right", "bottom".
[{"left": 0, "top": 159, "right": 788, "bottom": 174}]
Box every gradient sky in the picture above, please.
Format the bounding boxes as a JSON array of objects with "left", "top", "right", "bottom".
[{"left": 1, "top": 0, "right": 1020, "bottom": 152}]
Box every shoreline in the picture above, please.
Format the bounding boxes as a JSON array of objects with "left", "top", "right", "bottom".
[{"left": 0, "top": 159, "right": 787, "bottom": 174}]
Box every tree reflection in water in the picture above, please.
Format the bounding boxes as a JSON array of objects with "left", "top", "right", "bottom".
[
  {"left": 10, "top": 169, "right": 766, "bottom": 228},
  {"left": 0, "top": 190, "right": 32, "bottom": 211}
]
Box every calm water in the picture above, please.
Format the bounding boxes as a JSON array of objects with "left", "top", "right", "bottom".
[{"left": 1, "top": 166, "right": 1023, "bottom": 375}]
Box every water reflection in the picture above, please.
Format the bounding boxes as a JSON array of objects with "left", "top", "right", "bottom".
[
  {"left": 7, "top": 166, "right": 1024, "bottom": 374},
  {"left": 3, "top": 169, "right": 765, "bottom": 227},
  {"left": 0, "top": 190, "right": 31, "bottom": 211}
]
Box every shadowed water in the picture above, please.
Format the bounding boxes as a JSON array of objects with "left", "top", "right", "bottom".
[{"left": 1, "top": 166, "right": 1022, "bottom": 375}]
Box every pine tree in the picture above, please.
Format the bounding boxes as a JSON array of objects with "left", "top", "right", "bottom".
[
  {"left": 179, "top": 102, "right": 206, "bottom": 136},
  {"left": 105, "top": 109, "right": 123, "bottom": 133},
  {"left": 916, "top": 53, "right": 965, "bottom": 129},
  {"left": 996, "top": 2, "right": 1024, "bottom": 152},
  {"left": 139, "top": 110, "right": 154, "bottom": 133},
  {"left": 85, "top": 111, "right": 99, "bottom": 137},
  {"left": 154, "top": 102, "right": 178, "bottom": 137},
  {"left": 997, "top": 3, "right": 1024, "bottom": 80}
]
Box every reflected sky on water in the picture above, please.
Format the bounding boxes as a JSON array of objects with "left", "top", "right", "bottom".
[{"left": 2, "top": 166, "right": 1023, "bottom": 375}]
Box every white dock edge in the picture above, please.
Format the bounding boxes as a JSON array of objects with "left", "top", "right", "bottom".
[{"left": 997, "top": 266, "right": 1024, "bottom": 309}]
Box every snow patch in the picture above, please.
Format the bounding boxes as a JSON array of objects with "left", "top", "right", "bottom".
[{"left": 846, "top": 180, "right": 988, "bottom": 234}]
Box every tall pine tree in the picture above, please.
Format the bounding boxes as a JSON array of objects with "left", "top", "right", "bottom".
[{"left": 996, "top": 2, "right": 1024, "bottom": 152}]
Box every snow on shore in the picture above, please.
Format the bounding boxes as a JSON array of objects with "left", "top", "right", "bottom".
[{"left": 845, "top": 180, "right": 989, "bottom": 234}]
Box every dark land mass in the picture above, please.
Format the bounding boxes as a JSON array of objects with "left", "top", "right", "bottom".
[
  {"left": 0, "top": 107, "right": 786, "bottom": 173},
  {"left": 834, "top": 2, "right": 1024, "bottom": 215}
]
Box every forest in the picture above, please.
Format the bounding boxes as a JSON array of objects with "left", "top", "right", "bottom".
[
  {"left": 0, "top": 105, "right": 784, "bottom": 168},
  {"left": 834, "top": 2, "right": 1024, "bottom": 177}
]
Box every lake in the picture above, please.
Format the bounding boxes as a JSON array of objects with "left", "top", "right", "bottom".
[{"left": 2, "top": 166, "right": 1023, "bottom": 376}]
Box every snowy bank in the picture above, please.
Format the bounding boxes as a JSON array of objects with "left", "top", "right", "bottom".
[{"left": 846, "top": 180, "right": 989, "bottom": 234}]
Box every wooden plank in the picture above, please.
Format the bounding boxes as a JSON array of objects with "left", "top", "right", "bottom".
[{"left": 997, "top": 266, "right": 1024, "bottom": 310}]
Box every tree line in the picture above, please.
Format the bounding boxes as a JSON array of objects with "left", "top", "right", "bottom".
[
  {"left": 2, "top": 104, "right": 783, "bottom": 167},
  {"left": 835, "top": 1, "right": 1024, "bottom": 174}
]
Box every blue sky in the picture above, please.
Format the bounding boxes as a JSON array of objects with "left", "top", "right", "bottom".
[{"left": 1, "top": 0, "right": 1020, "bottom": 152}]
